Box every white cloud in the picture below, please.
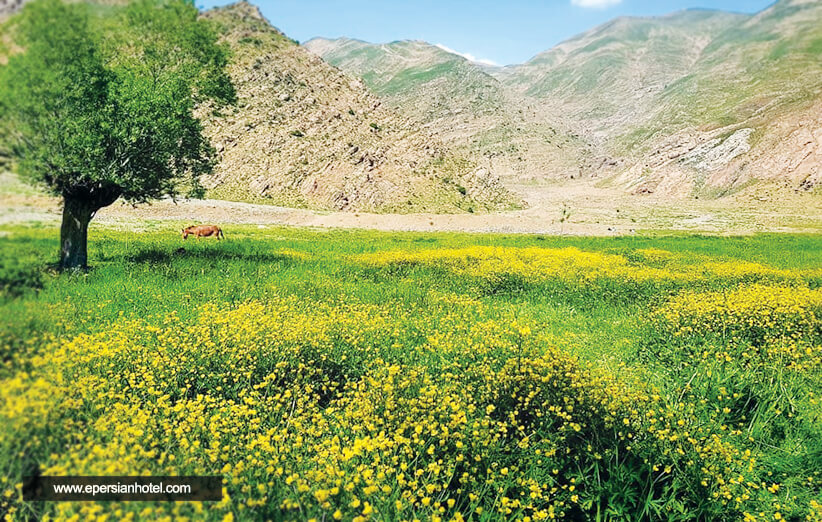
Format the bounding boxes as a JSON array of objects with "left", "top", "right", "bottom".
[
  {"left": 571, "top": 0, "right": 622, "bottom": 8},
  {"left": 434, "top": 44, "right": 500, "bottom": 67}
]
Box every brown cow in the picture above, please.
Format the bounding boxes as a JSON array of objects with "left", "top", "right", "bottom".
[{"left": 182, "top": 225, "right": 224, "bottom": 240}]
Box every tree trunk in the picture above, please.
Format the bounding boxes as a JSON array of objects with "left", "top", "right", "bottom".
[
  {"left": 60, "top": 196, "right": 95, "bottom": 270},
  {"left": 58, "top": 183, "right": 121, "bottom": 270}
]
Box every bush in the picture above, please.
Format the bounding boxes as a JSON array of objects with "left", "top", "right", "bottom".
[{"left": 650, "top": 284, "right": 822, "bottom": 346}]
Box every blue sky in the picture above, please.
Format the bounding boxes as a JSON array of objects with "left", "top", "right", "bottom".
[{"left": 197, "top": 0, "right": 775, "bottom": 66}]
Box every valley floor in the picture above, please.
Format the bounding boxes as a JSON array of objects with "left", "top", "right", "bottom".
[{"left": 3, "top": 172, "right": 821, "bottom": 235}]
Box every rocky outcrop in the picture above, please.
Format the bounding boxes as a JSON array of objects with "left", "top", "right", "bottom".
[
  {"left": 681, "top": 129, "right": 754, "bottom": 172},
  {"left": 616, "top": 97, "right": 822, "bottom": 197},
  {"left": 753, "top": 105, "right": 822, "bottom": 191}
]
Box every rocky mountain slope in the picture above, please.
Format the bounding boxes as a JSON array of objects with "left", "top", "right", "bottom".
[
  {"left": 305, "top": 37, "right": 589, "bottom": 182},
  {"left": 499, "top": 0, "right": 822, "bottom": 197},
  {"left": 612, "top": 0, "right": 822, "bottom": 196},
  {"left": 3, "top": 0, "right": 821, "bottom": 207},
  {"left": 197, "top": 2, "right": 518, "bottom": 212}
]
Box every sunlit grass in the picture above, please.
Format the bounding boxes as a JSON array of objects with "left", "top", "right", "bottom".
[{"left": 1, "top": 225, "right": 820, "bottom": 520}]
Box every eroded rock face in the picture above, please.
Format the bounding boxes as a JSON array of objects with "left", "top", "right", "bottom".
[
  {"left": 681, "top": 129, "right": 754, "bottom": 172},
  {"left": 753, "top": 107, "right": 822, "bottom": 191},
  {"left": 616, "top": 97, "right": 822, "bottom": 197}
]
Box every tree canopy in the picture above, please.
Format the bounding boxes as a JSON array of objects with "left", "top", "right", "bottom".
[{"left": 0, "top": 0, "right": 235, "bottom": 268}]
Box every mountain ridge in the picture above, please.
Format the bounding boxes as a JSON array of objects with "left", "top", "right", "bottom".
[
  {"left": 304, "top": 36, "right": 590, "bottom": 183},
  {"left": 3, "top": 0, "right": 820, "bottom": 209},
  {"left": 308, "top": 0, "right": 822, "bottom": 197}
]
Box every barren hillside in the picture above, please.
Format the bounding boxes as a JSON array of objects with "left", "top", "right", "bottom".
[{"left": 198, "top": 2, "right": 517, "bottom": 213}]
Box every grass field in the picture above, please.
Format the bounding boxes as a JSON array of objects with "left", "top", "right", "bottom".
[{"left": 1, "top": 224, "right": 821, "bottom": 521}]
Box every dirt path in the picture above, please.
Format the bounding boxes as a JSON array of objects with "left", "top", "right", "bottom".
[{"left": 2, "top": 176, "right": 821, "bottom": 235}]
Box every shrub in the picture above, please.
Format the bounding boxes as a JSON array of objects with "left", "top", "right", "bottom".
[{"left": 650, "top": 284, "right": 822, "bottom": 346}]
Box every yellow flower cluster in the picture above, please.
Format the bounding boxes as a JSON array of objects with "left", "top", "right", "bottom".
[
  {"left": 644, "top": 283, "right": 822, "bottom": 521},
  {"left": 358, "top": 246, "right": 816, "bottom": 286},
  {"left": 0, "top": 294, "right": 740, "bottom": 521},
  {"left": 632, "top": 247, "right": 675, "bottom": 265},
  {"left": 2, "top": 243, "right": 820, "bottom": 520},
  {"left": 653, "top": 284, "right": 822, "bottom": 344}
]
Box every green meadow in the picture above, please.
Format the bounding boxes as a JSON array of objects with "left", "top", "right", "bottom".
[{"left": 1, "top": 225, "right": 821, "bottom": 521}]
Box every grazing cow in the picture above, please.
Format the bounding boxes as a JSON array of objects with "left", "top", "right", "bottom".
[{"left": 182, "top": 225, "right": 224, "bottom": 240}]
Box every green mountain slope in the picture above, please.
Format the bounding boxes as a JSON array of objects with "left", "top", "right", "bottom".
[
  {"left": 632, "top": 0, "right": 822, "bottom": 137},
  {"left": 305, "top": 38, "right": 507, "bottom": 123},
  {"left": 611, "top": 0, "right": 822, "bottom": 196},
  {"left": 495, "top": 9, "right": 748, "bottom": 140},
  {"left": 305, "top": 37, "right": 590, "bottom": 181}
]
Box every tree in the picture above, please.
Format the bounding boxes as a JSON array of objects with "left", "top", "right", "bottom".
[{"left": 0, "top": 0, "right": 234, "bottom": 269}]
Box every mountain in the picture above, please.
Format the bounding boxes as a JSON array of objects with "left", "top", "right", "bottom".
[
  {"left": 304, "top": 38, "right": 506, "bottom": 127},
  {"left": 4, "top": 0, "right": 821, "bottom": 206},
  {"left": 610, "top": 0, "right": 822, "bottom": 196},
  {"left": 483, "top": 1, "right": 822, "bottom": 196},
  {"left": 305, "top": 37, "right": 589, "bottom": 181},
  {"left": 309, "top": 1, "right": 822, "bottom": 197},
  {"left": 638, "top": 0, "right": 822, "bottom": 135},
  {"left": 195, "top": 3, "right": 518, "bottom": 212},
  {"left": 494, "top": 9, "right": 748, "bottom": 142}
]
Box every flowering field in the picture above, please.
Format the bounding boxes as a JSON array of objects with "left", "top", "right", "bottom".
[{"left": 0, "top": 226, "right": 821, "bottom": 521}]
